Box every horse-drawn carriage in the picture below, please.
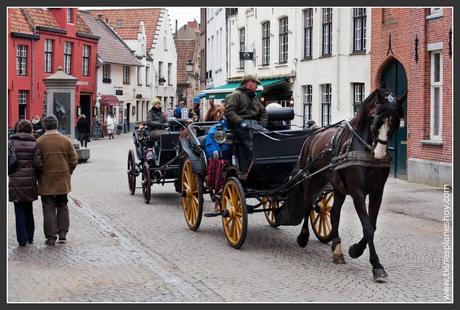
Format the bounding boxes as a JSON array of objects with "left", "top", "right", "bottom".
[
  {"left": 127, "top": 118, "right": 187, "bottom": 203},
  {"left": 179, "top": 108, "right": 335, "bottom": 249}
]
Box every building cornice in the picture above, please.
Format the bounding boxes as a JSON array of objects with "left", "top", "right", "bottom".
[
  {"left": 10, "top": 32, "right": 40, "bottom": 40},
  {"left": 76, "top": 32, "right": 100, "bottom": 41},
  {"left": 36, "top": 26, "right": 67, "bottom": 34}
]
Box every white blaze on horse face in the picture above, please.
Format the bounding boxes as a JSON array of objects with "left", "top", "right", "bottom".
[{"left": 374, "top": 118, "right": 390, "bottom": 159}]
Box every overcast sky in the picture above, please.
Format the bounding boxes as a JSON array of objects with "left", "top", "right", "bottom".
[{"left": 79, "top": 7, "right": 201, "bottom": 30}]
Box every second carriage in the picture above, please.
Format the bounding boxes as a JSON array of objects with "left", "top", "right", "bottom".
[
  {"left": 179, "top": 109, "right": 334, "bottom": 249},
  {"left": 127, "top": 118, "right": 187, "bottom": 203}
]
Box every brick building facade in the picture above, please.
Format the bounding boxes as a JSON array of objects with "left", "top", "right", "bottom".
[
  {"left": 8, "top": 8, "right": 99, "bottom": 130},
  {"left": 370, "top": 8, "right": 452, "bottom": 186}
]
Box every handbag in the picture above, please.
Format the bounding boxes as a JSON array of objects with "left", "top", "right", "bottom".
[{"left": 8, "top": 140, "right": 18, "bottom": 174}]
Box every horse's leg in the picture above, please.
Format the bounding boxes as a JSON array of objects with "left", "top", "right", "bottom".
[
  {"left": 367, "top": 190, "right": 387, "bottom": 282},
  {"left": 296, "top": 196, "right": 311, "bottom": 248},
  {"left": 331, "top": 190, "right": 346, "bottom": 264},
  {"left": 350, "top": 191, "right": 386, "bottom": 282}
]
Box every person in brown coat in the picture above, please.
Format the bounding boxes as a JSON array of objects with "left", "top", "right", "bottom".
[
  {"left": 37, "top": 115, "right": 78, "bottom": 246},
  {"left": 8, "top": 120, "right": 43, "bottom": 246}
]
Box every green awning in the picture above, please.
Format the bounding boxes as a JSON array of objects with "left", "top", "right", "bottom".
[{"left": 204, "top": 78, "right": 288, "bottom": 99}]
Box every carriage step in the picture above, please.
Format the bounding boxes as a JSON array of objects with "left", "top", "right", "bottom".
[{"left": 204, "top": 212, "right": 221, "bottom": 217}]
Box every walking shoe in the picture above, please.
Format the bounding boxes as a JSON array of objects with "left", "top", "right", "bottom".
[
  {"left": 58, "top": 237, "right": 67, "bottom": 243},
  {"left": 45, "top": 239, "right": 56, "bottom": 246}
]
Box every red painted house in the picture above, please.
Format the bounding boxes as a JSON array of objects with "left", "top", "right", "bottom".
[
  {"left": 370, "top": 7, "right": 452, "bottom": 186},
  {"left": 8, "top": 8, "right": 99, "bottom": 130}
]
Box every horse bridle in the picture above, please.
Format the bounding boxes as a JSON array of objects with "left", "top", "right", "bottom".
[{"left": 345, "top": 112, "right": 390, "bottom": 153}]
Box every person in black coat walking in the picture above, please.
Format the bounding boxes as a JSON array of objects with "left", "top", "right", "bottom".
[
  {"left": 8, "top": 119, "right": 43, "bottom": 247},
  {"left": 76, "top": 114, "right": 90, "bottom": 148}
]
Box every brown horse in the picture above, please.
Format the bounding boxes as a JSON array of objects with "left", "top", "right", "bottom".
[{"left": 297, "top": 88, "right": 406, "bottom": 282}]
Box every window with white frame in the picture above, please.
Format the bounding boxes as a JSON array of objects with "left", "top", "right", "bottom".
[
  {"left": 102, "top": 63, "right": 111, "bottom": 83},
  {"left": 279, "top": 17, "right": 288, "bottom": 63},
  {"left": 303, "top": 85, "right": 313, "bottom": 128},
  {"left": 353, "top": 8, "right": 366, "bottom": 52},
  {"left": 137, "top": 67, "right": 142, "bottom": 86},
  {"left": 82, "top": 45, "right": 90, "bottom": 76},
  {"left": 123, "top": 66, "right": 130, "bottom": 84},
  {"left": 353, "top": 83, "right": 365, "bottom": 114},
  {"left": 239, "top": 28, "right": 245, "bottom": 69},
  {"left": 303, "top": 9, "right": 313, "bottom": 58},
  {"left": 430, "top": 51, "right": 443, "bottom": 140},
  {"left": 168, "top": 63, "right": 172, "bottom": 85},
  {"left": 67, "top": 8, "right": 74, "bottom": 23},
  {"left": 322, "top": 8, "right": 333, "bottom": 56},
  {"left": 145, "top": 66, "right": 150, "bottom": 86},
  {"left": 16, "top": 45, "right": 27, "bottom": 76},
  {"left": 18, "top": 90, "right": 28, "bottom": 120},
  {"left": 321, "top": 84, "right": 332, "bottom": 126},
  {"left": 64, "top": 42, "right": 73, "bottom": 74},
  {"left": 159, "top": 61, "right": 163, "bottom": 82},
  {"left": 44, "top": 40, "right": 53, "bottom": 73},
  {"left": 262, "top": 22, "right": 270, "bottom": 66}
]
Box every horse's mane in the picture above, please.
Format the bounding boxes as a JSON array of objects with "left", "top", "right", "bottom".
[
  {"left": 350, "top": 88, "right": 404, "bottom": 131},
  {"left": 350, "top": 89, "right": 378, "bottom": 131}
]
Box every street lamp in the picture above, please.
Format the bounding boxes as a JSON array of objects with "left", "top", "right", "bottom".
[{"left": 186, "top": 59, "right": 193, "bottom": 73}]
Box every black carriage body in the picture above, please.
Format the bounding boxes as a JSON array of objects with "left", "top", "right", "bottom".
[{"left": 242, "top": 130, "right": 308, "bottom": 191}]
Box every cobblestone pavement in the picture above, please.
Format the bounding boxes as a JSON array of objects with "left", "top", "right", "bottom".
[{"left": 8, "top": 134, "right": 452, "bottom": 302}]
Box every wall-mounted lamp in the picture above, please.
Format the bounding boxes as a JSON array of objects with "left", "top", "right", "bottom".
[
  {"left": 186, "top": 59, "right": 193, "bottom": 73},
  {"left": 93, "top": 106, "right": 98, "bottom": 118}
]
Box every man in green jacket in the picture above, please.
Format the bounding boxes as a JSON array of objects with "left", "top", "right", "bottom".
[
  {"left": 37, "top": 115, "right": 78, "bottom": 246},
  {"left": 224, "top": 75, "right": 268, "bottom": 172}
]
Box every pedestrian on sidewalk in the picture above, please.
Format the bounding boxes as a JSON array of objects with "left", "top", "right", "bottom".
[
  {"left": 106, "top": 113, "right": 115, "bottom": 139},
  {"left": 8, "top": 120, "right": 43, "bottom": 247},
  {"left": 76, "top": 114, "right": 90, "bottom": 148},
  {"left": 37, "top": 115, "right": 78, "bottom": 246}
]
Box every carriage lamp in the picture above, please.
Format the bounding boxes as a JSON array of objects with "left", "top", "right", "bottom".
[
  {"left": 289, "top": 99, "right": 294, "bottom": 107},
  {"left": 260, "top": 97, "right": 265, "bottom": 103},
  {"left": 214, "top": 126, "right": 227, "bottom": 144},
  {"left": 77, "top": 106, "right": 81, "bottom": 116}
]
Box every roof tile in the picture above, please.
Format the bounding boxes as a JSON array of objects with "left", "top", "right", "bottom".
[{"left": 88, "top": 9, "right": 161, "bottom": 49}]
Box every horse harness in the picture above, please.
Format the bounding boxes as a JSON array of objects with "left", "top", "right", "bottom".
[{"left": 329, "top": 121, "right": 391, "bottom": 170}]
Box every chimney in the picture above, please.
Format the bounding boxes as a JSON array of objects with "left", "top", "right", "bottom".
[{"left": 175, "top": 20, "right": 178, "bottom": 38}]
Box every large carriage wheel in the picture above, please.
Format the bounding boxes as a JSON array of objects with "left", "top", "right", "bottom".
[
  {"left": 127, "top": 150, "right": 136, "bottom": 195},
  {"left": 262, "top": 198, "right": 280, "bottom": 228},
  {"left": 141, "top": 162, "right": 151, "bottom": 204},
  {"left": 310, "top": 190, "right": 334, "bottom": 243},
  {"left": 221, "top": 177, "right": 248, "bottom": 249},
  {"left": 181, "top": 158, "right": 203, "bottom": 231}
]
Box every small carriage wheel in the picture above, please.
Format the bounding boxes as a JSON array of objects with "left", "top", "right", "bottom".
[
  {"left": 310, "top": 190, "right": 334, "bottom": 243},
  {"left": 127, "top": 150, "right": 136, "bottom": 195},
  {"left": 263, "top": 198, "right": 280, "bottom": 228},
  {"left": 141, "top": 162, "right": 151, "bottom": 204},
  {"left": 181, "top": 158, "right": 203, "bottom": 231},
  {"left": 221, "top": 177, "right": 248, "bottom": 249}
]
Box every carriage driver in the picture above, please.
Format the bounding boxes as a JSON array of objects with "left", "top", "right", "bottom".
[
  {"left": 146, "top": 98, "right": 167, "bottom": 139},
  {"left": 224, "top": 74, "right": 268, "bottom": 172}
]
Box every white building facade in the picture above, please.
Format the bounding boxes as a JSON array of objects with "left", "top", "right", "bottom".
[
  {"left": 294, "top": 7, "right": 371, "bottom": 128},
  {"left": 225, "top": 7, "right": 371, "bottom": 128},
  {"left": 206, "top": 8, "right": 227, "bottom": 89}
]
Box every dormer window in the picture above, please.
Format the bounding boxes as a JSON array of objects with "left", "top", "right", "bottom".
[{"left": 67, "top": 8, "right": 74, "bottom": 23}]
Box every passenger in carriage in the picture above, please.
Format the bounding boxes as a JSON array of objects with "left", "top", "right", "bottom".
[
  {"left": 224, "top": 75, "right": 268, "bottom": 172},
  {"left": 146, "top": 98, "right": 167, "bottom": 140}
]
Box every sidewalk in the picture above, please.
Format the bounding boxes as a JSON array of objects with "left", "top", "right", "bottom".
[{"left": 381, "top": 177, "right": 447, "bottom": 222}]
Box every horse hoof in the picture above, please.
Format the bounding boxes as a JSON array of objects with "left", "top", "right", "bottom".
[
  {"left": 333, "top": 253, "right": 346, "bottom": 264},
  {"left": 372, "top": 269, "right": 388, "bottom": 283},
  {"left": 297, "top": 234, "right": 308, "bottom": 248},
  {"left": 348, "top": 244, "right": 365, "bottom": 259}
]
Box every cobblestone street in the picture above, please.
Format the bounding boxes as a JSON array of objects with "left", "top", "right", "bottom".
[{"left": 8, "top": 134, "right": 452, "bottom": 302}]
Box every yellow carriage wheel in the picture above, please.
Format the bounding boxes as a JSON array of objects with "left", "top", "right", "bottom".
[
  {"left": 221, "top": 177, "right": 247, "bottom": 249},
  {"left": 263, "top": 198, "right": 280, "bottom": 228},
  {"left": 310, "top": 191, "right": 334, "bottom": 243},
  {"left": 181, "top": 158, "right": 203, "bottom": 231}
]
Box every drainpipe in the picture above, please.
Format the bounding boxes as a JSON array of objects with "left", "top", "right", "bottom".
[
  {"left": 335, "top": 9, "right": 341, "bottom": 114},
  {"left": 31, "top": 27, "right": 36, "bottom": 116}
]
